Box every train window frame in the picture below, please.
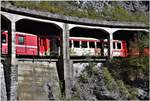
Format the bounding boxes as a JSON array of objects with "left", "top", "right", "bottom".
[
  {"left": 113, "top": 42, "right": 116, "bottom": 49},
  {"left": 96, "top": 42, "right": 101, "bottom": 48},
  {"left": 89, "top": 41, "right": 95, "bottom": 48},
  {"left": 104, "top": 42, "right": 108, "bottom": 48},
  {"left": 18, "top": 36, "right": 25, "bottom": 45},
  {"left": 117, "top": 42, "right": 121, "bottom": 49},
  {"left": 2, "top": 34, "right": 6, "bottom": 43},
  {"left": 81, "top": 41, "right": 87, "bottom": 48},
  {"left": 40, "top": 38, "right": 44, "bottom": 46},
  {"left": 74, "top": 41, "right": 80, "bottom": 48},
  {"left": 69, "top": 40, "right": 72, "bottom": 48}
]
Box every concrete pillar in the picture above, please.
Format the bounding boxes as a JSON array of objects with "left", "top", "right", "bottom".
[
  {"left": 62, "top": 23, "right": 72, "bottom": 99},
  {"left": 109, "top": 33, "right": 113, "bottom": 59},
  {"left": 8, "top": 20, "right": 18, "bottom": 100},
  {"left": 0, "top": 63, "right": 7, "bottom": 101}
]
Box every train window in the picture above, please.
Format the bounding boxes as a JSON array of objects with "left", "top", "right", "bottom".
[
  {"left": 81, "top": 41, "right": 87, "bottom": 48},
  {"left": 43, "top": 40, "right": 46, "bottom": 46},
  {"left": 113, "top": 42, "right": 116, "bottom": 49},
  {"left": 74, "top": 41, "right": 80, "bottom": 48},
  {"left": 69, "top": 41, "right": 72, "bottom": 48},
  {"left": 40, "top": 39, "right": 43, "bottom": 46},
  {"left": 2, "top": 34, "right": 6, "bottom": 43},
  {"left": 97, "top": 42, "right": 101, "bottom": 48},
  {"left": 104, "top": 42, "right": 108, "bottom": 48},
  {"left": 18, "top": 36, "right": 24, "bottom": 45},
  {"left": 117, "top": 42, "right": 121, "bottom": 49},
  {"left": 89, "top": 42, "right": 95, "bottom": 48}
]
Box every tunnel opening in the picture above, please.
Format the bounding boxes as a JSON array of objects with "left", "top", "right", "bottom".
[
  {"left": 70, "top": 27, "right": 110, "bottom": 57},
  {"left": 15, "top": 19, "right": 62, "bottom": 58},
  {"left": 113, "top": 30, "right": 149, "bottom": 57}
]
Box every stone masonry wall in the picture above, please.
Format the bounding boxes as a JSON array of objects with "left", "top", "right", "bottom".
[{"left": 17, "top": 61, "right": 60, "bottom": 100}]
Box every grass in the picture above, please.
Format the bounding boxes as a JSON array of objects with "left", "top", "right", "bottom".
[{"left": 3, "top": 1, "right": 149, "bottom": 24}]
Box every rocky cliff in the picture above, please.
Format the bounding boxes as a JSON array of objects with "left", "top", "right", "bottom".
[{"left": 73, "top": 1, "right": 149, "bottom": 12}]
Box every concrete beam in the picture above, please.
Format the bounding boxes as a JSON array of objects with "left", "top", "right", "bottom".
[
  {"left": 1, "top": 6, "right": 148, "bottom": 28},
  {"left": 1, "top": 11, "right": 64, "bottom": 30}
]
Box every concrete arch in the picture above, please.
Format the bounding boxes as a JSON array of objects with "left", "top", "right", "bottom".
[
  {"left": 112, "top": 28, "right": 149, "bottom": 57},
  {"left": 70, "top": 26, "right": 110, "bottom": 39},
  {"left": 1, "top": 11, "right": 64, "bottom": 29},
  {"left": 1, "top": 14, "right": 11, "bottom": 31},
  {"left": 1, "top": 14, "right": 11, "bottom": 22},
  {"left": 16, "top": 18, "right": 63, "bottom": 36},
  {"left": 112, "top": 29, "right": 149, "bottom": 40},
  {"left": 68, "top": 24, "right": 111, "bottom": 35},
  {"left": 112, "top": 28, "right": 149, "bottom": 34}
]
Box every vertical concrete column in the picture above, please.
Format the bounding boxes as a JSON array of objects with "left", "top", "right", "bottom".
[
  {"left": 0, "top": 63, "right": 7, "bottom": 101},
  {"left": 62, "top": 23, "right": 72, "bottom": 99},
  {"left": 109, "top": 33, "right": 113, "bottom": 59},
  {"left": 9, "top": 20, "right": 18, "bottom": 100}
]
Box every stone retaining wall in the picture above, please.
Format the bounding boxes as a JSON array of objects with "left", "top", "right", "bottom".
[{"left": 17, "top": 61, "right": 60, "bottom": 100}]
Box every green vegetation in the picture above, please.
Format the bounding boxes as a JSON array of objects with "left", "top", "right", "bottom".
[
  {"left": 3, "top": 1, "right": 149, "bottom": 24},
  {"left": 103, "top": 67, "right": 117, "bottom": 91},
  {"left": 103, "top": 53, "right": 149, "bottom": 99},
  {"left": 108, "top": 56, "right": 149, "bottom": 78},
  {"left": 138, "top": 32, "right": 149, "bottom": 51},
  {"left": 79, "top": 62, "right": 98, "bottom": 82},
  {"left": 102, "top": 6, "right": 149, "bottom": 24},
  {"left": 103, "top": 67, "right": 139, "bottom": 100}
]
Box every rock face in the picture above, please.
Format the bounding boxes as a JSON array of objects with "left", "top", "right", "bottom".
[
  {"left": 71, "top": 62, "right": 149, "bottom": 100},
  {"left": 72, "top": 63, "right": 122, "bottom": 100},
  {"left": 74, "top": 1, "right": 149, "bottom": 12}
]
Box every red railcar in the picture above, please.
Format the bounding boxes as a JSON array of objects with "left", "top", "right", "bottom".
[
  {"left": 1, "top": 31, "right": 130, "bottom": 57},
  {"left": 1, "top": 31, "right": 51, "bottom": 56}
]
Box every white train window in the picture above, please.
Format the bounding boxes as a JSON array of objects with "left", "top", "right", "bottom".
[
  {"left": 74, "top": 41, "right": 80, "bottom": 48},
  {"left": 113, "top": 42, "right": 116, "bottom": 49},
  {"left": 117, "top": 42, "right": 121, "bottom": 49},
  {"left": 81, "top": 41, "right": 87, "bottom": 48},
  {"left": 69, "top": 40, "right": 72, "bottom": 48},
  {"left": 96, "top": 42, "right": 101, "bottom": 48},
  {"left": 89, "top": 42, "right": 95, "bottom": 48}
]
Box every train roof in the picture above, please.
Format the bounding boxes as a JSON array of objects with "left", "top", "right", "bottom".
[
  {"left": 2, "top": 30, "right": 37, "bottom": 36},
  {"left": 70, "top": 37, "right": 105, "bottom": 40}
]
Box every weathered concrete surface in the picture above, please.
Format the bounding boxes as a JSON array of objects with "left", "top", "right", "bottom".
[
  {"left": 0, "top": 63, "right": 7, "bottom": 101},
  {"left": 17, "top": 61, "right": 60, "bottom": 100},
  {"left": 1, "top": 5, "right": 148, "bottom": 28}
]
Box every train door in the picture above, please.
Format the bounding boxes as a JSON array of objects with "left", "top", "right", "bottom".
[
  {"left": 39, "top": 37, "right": 50, "bottom": 56},
  {"left": 50, "top": 38, "right": 59, "bottom": 56},
  {"left": 112, "top": 40, "right": 127, "bottom": 57},
  {"left": 122, "top": 41, "right": 128, "bottom": 57},
  {"left": 95, "top": 42, "right": 101, "bottom": 56},
  {"left": 103, "top": 42, "right": 108, "bottom": 56},
  {"left": 81, "top": 41, "right": 88, "bottom": 55},
  {"left": 89, "top": 41, "right": 96, "bottom": 56},
  {"left": 112, "top": 41, "right": 121, "bottom": 57},
  {"left": 72, "top": 40, "right": 82, "bottom": 56},
  {"left": 1, "top": 31, "right": 8, "bottom": 54}
]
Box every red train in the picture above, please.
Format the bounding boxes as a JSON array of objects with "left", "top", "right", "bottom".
[
  {"left": 1, "top": 31, "right": 129, "bottom": 57},
  {"left": 2, "top": 31, "right": 51, "bottom": 56}
]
